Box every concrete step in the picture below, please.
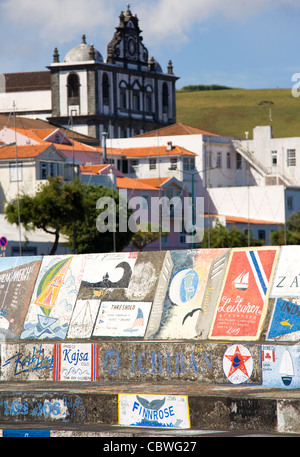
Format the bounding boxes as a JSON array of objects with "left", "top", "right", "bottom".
[{"left": 0, "top": 381, "right": 299, "bottom": 435}]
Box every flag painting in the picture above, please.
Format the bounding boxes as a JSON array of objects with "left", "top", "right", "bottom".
[
  {"left": 93, "top": 301, "right": 152, "bottom": 337},
  {"left": 210, "top": 248, "right": 279, "bottom": 340}
]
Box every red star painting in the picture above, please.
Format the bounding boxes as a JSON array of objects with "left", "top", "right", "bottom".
[{"left": 223, "top": 344, "right": 253, "bottom": 384}]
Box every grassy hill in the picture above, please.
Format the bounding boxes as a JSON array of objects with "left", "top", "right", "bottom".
[{"left": 176, "top": 88, "right": 300, "bottom": 139}]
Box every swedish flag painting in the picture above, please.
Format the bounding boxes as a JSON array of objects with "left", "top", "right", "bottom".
[{"left": 267, "top": 298, "right": 300, "bottom": 340}]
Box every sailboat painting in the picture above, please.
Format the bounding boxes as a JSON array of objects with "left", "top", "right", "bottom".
[
  {"left": 67, "top": 299, "right": 100, "bottom": 339},
  {"left": 262, "top": 345, "right": 300, "bottom": 388},
  {"left": 279, "top": 349, "right": 294, "bottom": 386},
  {"left": 21, "top": 255, "right": 87, "bottom": 340},
  {"left": 233, "top": 271, "right": 249, "bottom": 291}
]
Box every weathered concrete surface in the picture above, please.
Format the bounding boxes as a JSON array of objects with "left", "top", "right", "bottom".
[
  {"left": 0, "top": 382, "right": 299, "bottom": 435},
  {"left": 97, "top": 341, "right": 262, "bottom": 384},
  {"left": 1, "top": 247, "right": 300, "bottom": 435},
  {"left": 0, "top": 339, "right": 297, "bottom": 435}
]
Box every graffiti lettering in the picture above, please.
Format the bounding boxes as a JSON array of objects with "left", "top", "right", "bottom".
[
  {"left": 0, "top": 394, "right": 85, "bottom": 422},
  {"left": 32, "top": 401, "right": 61, "bottom": 417},
  {"left": 276, "top": 276, "right": 286, "bottom": 287},
  {"left": 280, "top": 299, "right": 300, "bottom": 316},
  {"left": 218, "top": 296, "right": 261, "bottom": 315},
  {"left": 132, "top": 401, "right": 175, "bottom": 420},
  {"left": 104, "top": 349, "right": 120, "bottom": 374},
  {"left": 0, "top": 265, "right": 34, "bottom": 283},
  {"left": 3, "top": 345, "right": 53, "bottom": 376},
  {"left": 62, "top": 348, "right": 89, "bottom": 366},
  {"left": 1, "top": 399, "right": 62, "bottom": 418},
  {"left": 274, "top": 275, "right": 300, "bottom": 289},
  {"left": 104, "top": 349, "right": 212, "bottom": 376}
]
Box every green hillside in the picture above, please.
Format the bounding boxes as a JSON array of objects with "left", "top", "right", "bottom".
[{"left": 176, "top": 88, "right": 300, "bottom": 139}]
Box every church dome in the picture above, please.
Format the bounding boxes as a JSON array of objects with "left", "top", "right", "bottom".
[
  {"left": 64, "top": 35, "right": 103, "bottom": 63},
  {"left": 148, "top": 56, "right": 162, "bottom": 73}
]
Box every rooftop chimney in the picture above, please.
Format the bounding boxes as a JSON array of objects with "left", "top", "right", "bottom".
[{"left": 167, "top": 141, "right": 173, "bottom": 151}]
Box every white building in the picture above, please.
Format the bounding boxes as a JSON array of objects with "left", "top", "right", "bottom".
[
  {"left": 109, "top": 123, "right": 300, "bottom": 244},
  {"left": 236, "top": 125, "right": 299, "bottom": 187},
  {"left": 0, "top": 72, "right": 51, "bottom": 120},
  {"left": 0, "top": 143, "right": 67, "bottom": 208},
  {"left": 1, "top": 112, "right": 299, "bottom": 248}
]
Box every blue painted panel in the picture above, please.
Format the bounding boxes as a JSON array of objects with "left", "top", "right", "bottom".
[{"left": 3, "top": 429, "right": 50, "bottom": 437}]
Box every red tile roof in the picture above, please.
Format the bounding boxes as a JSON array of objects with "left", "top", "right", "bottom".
[
  {"left": 208, "top": 214, "right": 283, "bottom": 225},
  {"left": 135, "top": 123, "right": 221, "bottom": 137},
  {"left": 107, "top": 144, "right": 196, "bottom": 158},
  {"left": 14, "top": 128, "right": 99, "bottom": 152},
  {"left": 138, "top": 177, "right": 171, "bottom": 187},
  {"left": 0, "top": 144, "right": 55, "bottom": 159},
  {"left": 116, "top": 177, "right": 159, "bottom": 190},
  {"left": 0, "top": 115, "right": 96, "bottom": 143},
  {"left": 80, "top": 164, "right": 110, "bottom": 174}
]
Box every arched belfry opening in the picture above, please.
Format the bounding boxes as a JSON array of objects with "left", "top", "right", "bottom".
[
  {"left": 102, "top": 73, "right": 110, "bottom": 106},
  {"left": 67, "top": 73, "right": 80, "bottom": 106},
  {"left": 162, "top": 82, "right": 169, "bottom": 114}
]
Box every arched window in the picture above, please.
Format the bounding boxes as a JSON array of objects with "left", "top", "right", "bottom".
[
  {"left": 102, "top": 73, "right": 109, "bottom": 106},
  {"left": 162, "top": 82, "right": 169, "bottom": 114},
  {"left": 145, "top": 85, "right": 153, "bottom": 114},
  {"left": 67, "top": 73, "right": 80, "bottom": 105},
  {"left": 119, "top": 80, "right": 128, "bottom": 110},
  {"left": 132, "top": 80, "right": 141, "bottom": 112}
]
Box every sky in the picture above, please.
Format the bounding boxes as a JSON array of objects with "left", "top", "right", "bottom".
[{"left": 0, "top": 0, "right": 300, "bottom": 89}]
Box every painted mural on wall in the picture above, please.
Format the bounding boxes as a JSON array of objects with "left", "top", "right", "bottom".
[
  {"left": 93, "top": 301, "right": 152, "bottom": 337},
  {"left": 1, "top": 343, "right": 54, "bottom": 381},
  {"left": 195, "top": 249, "right": 230, "bottom": 339},
  {"left": 267, "top": 246, "right": 300, "bottom": 342},
  {"left": 155, "top": 249, "right": 228, "bottom": 339},
  {"left": 270, "top": 245, "right": 300, "bottom": 297},
  {"left": 209, "top": 247, "right": 279, "bottom": 341},
  {"left": 0, "top": 245, "right": 292, "bottom": 342},
  {"left": 118, "top": 393, "right": 190, "bottom": 429},
  {"left": 0, "top": 257, "right": 42, "bottom": 339},
  {"left": 21, "top": 255, "right": 87, "bottom": 340},
  {"left": 53, "top": 343, "right": 98, "bottom": 381},
  {"left": 267, "top": 298, "right": 300, "bottom": 341},
  {"left": 223, "top": 344, "right": 254, "bottom": 384},
  {"left": 70, "top": 251, "right": 172, "bottom": 339}
]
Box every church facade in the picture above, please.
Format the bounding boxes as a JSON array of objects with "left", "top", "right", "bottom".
[{"left": 1, "top": 6, "right": 178, "bottom": 143}]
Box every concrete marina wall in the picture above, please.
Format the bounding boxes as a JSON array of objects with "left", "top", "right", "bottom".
[{"left": 0, "top": 246, "right": 300, "bottom": 435}]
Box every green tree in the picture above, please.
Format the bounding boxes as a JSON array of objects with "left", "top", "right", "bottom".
[
  {"left": 271, "top": 212, "right": 300, "bottom": 245},
  {"left": 5, "top": 177, "right": 84, "bottom": 255},
  {"left": 63, "top": 183, "right": 133, "bottom": 254},
  {"left": 201, "top": 221, "right": 264, "bottom": 248},
  {"left": 130, "top": 223, "right": 168, "bottom": 251},
  {"left": 5, "top": 177, "right": 133, "bottom": 255}
]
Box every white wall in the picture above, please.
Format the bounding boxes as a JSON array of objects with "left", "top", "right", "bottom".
[
  {"left": 208, "top": 185, "right": 287, "bottom": 223},
  {"left": 110, "top": 133, "right": 252, "bottom": 190},
  {"left": 242, "top": 126, "right": 300, "bottom": 185},
  {"left": 0, "top": 91, "right": 51, "bottom": 115}
]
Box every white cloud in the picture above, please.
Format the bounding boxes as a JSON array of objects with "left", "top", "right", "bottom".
[
  {"left": 135, "top": 0, "right": 272, "bottom": 44},
  {"left": 1, "top": 0, "right": 299, "bottom": 49},
  {"left": 135, "top": 0, "right": 300, "bottom": 48},
  {"left": 0, "top": 0, "right": 299, "bottom": 70},
  {"left": 0, "top": 0, "right": 120, "bottom": 44}
]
